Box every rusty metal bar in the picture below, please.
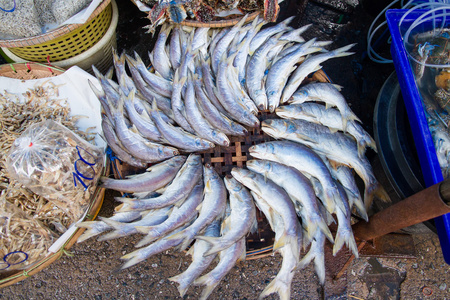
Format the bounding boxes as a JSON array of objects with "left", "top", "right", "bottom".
[{"left": 353, "top": 179, "right": 450, "bottom": 241}]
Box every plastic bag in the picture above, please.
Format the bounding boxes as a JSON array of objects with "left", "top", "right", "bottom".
[
  {"left": 0, "top": 195, "right": 56, "bottom": 272},
  {"left": 6, "top": 120, "right": 105, "bottom": 223}
]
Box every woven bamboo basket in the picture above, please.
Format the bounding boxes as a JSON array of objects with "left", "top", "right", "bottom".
[
  {"left": 0, "top": 63, "right": 110, "bottom": 288},
  {"left": 0, "top": 0, "right": 111, "bottom": 49},
  {"left": 130, "top": 0, "right": 261, "bottom": 28},
  {"left": 111, "top": 69, "right": 330, "bottom": 260}
]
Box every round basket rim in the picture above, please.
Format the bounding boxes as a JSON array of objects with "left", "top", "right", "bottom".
[
  {"left": 0, "top": 63, "right": 65, "bottom": 79},
  {"left": 0, "top": 0, "right": 112, "bottom": 48},
  {"left": 0, "top": 161, "right": 110, "bottom": 289}
]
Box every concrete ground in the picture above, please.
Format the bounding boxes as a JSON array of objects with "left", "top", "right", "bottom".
[{"left": 1, "top": 0, "right": 450, "bottom": 299}]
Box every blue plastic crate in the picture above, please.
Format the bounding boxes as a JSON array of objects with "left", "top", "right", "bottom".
[{"left": 386, "top": 9, "right": 450, "bottom": 264}]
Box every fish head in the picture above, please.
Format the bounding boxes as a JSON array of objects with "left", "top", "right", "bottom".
[
  {"left": 249, "top": 142, "right": 276, "bottom": 159},
  {"left": 203, "top": 164, "right": 219, "bottom": 181},
  {"left": 224, "top": 175, "right": 244, "bottom": 193},
  {"left": 246, "top": 159, "right": 271, "bottom": 174},
  {"left": 195, "top": 138, "right": 215, "bottom": 149},
  {"left": 186, "top": 154, "right": 202, "bottom": 166},
  {"left": 159, "top": 146, "right": 180, "bottom": 157}
]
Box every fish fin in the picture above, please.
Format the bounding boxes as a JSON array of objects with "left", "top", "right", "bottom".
[
  {"left": 333, "top": 229, "right": 359, "bottom": 258},
  {"left": 168, "top": 274, "right": 190, "bottom": 298},
  {"left": 76, "top": 221, "right": 104, "bottom": 243},
  {"left": 352, "top": 197, "right": 369, "bottom": 222},
  {"left": 194, "top": 274, "right": 220, "bottom": 300},
  {"left": 194, "top": 236, "right": 225, "bottom": 257},
  {"left": 273, "top": 231, "right": 299, "bottom": 262},
  {"left": 295, "top": 132, "right": 318, "bottom": 144},
  {"left": 364, "top": 181, "right": 391, "bottom": 210},
  {"left": 331, "top": 84, "right": 343, "bottom": 91},
  {"left": 313, "top": 249, "right": 326, "bottom": 285},
  {"left": 135, "top": 225, "right": 152, "bottom": 234},
  {"left": 120, "top": 250, "right": 144, "bottom": 270},
  {"left": 258, "top": 276, "right": 291, "bottom": 300},
  {"left": 105, "top": 66, "right": 114, "bottom": 80}
]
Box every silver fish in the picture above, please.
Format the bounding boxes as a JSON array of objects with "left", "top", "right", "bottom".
[
  {"left": 100, "top": 116, "right": 148, "bottom": 169},
  {"left": 246, "top": 159, "right": 333, "bottom": 243},
  {"left": 233, "top": 16, "right": 265, "bottom": 85},
  {"left": 169, "top": 25, "right": 182, "bottom": 70},
  {"left": 98, "top": 155, "right": 186, "bottom": 193},
  {"left": 149, "top": 23, "right": 173, "bottom": 80},
  {"left": 171, "top": 70, "right": 195, "bottom": 133},
  {"left": 168, "top": 164, "right": 227, "bottom": 251},
  {"left": 275, "top": 102, "right": 376, "bottom": 157},
  {"left": 249, "top": 140, "right": 340, "bottom": 215},
  {"left": 287, "top": 82, "right": 362, "bottom": 133},
  {"left": 168, "top": 220, "right": 221, "bottom": 298},
  {"left": 185, "top": 77, "right": 230, "bottom": 146},
  {"left": 261, "top": 118, "right": 389, "bottom": 210},
  {"left": 249, "top": 16, "right": 293, "bottom": 54},
  {"left": 208, "top": 28, "right": 230, "bottom": 60},
  {"left": 97, "top": 206, "right": 172, "bottom": 241},
  {"left": 150, "top": 101, "right": 215, "bottom": 152},
  {"left": 280, "top": 44, "right": 356, "bottom": 106},
  {"left": 76, "top": 210, "right": 145, "bottom": 243},
  {"left": 196, "top": 176, "right": 256, "bottom": 256},
  {"left": 297, "top": 229, "right": 326, "bottom": 285},
  {"left": 194, "top": 237, "right": 246, "bottom": 300},
  {"left": 199, "top": 53, "right": 228, "bottom": 116},
  {"left": 193, "top": 74, "right": 247, "bottom": 136},
  {"left": 134, "top": 179, "right": 204, "bottom": 247},
  {"left": 123, "top": 88, "right": 162, "bottom": 142},
  {"left": 126, "top": 53, "right": 174, "bottom": 119},
  {"left": 265, "top": 38, "right": 322, "bottom": 112},
  {"left": 127, "top": 54, "right": 173, "bottom": 98},
  {"left": 333, "top": 184, "right": 358, "bottom": 257},
  {"left": 112, "top": 90, "right": 179, "bottom": 163},
  {"left": 246, "top": 33, "right": 286, "bottom": 110},
  {"left": 117, "top": 154, "right": 203, "bottom": 212},
  {"left": 327, "top": 161, "right": 368, "bottom": 222},
  {"left": 216, "top": 53, "right": 260, "bottom": 127},
  {"left": 231, "top": 167, "right": 302, "bottom": 263},
  {"left": 212, "top": 14, "right": 248, "bottom": 75},
  {"left": 119, "top": 223, "right": 188, "bottom": 270},
  {"left": 250, "top": 191, "right": 298, "bottom": 300}
]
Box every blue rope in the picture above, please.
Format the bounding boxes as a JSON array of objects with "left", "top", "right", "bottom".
[
  {"left": 106, "top": 147, "right": 119, "bottom": 162},
  {"left": 0, "top": 0, "right": 15, "bottom": 12}
]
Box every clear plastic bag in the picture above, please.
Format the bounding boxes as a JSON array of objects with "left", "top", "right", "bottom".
[{"left": 6, "top": 120, "right": 105, "bottom": 223}]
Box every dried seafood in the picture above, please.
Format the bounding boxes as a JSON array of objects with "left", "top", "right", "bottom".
[{"left": 0, "top": 81, "right": 96, "bottom": 272}]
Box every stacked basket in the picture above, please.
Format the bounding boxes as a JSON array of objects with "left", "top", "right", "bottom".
[{"left": 0, "top": 0, "right": 118, "bottom": 75}]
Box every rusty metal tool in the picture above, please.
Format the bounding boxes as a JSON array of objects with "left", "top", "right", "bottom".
[{"left": 353, "top": 178, "right": 450, "bottom": 241}]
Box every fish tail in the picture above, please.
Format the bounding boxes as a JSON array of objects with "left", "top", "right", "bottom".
[
  {"left": 342, "top": 111, "right": 362, "bottom": 133},
  {"left": 168, "top": 274, "right": 190, "bottom": 297},
  {"left": 76, "top": 221, "right": 104, "bottom": 243},
  {"left": 364, "top": 181, "right": 391, "bottom": 210},
  {"left": 359, "top": 134, "right": 378, "bottom": 155},
  {"left": 120, "top": 249, "right": 144, "bottom": 270},
  {"left": 114, "top": 197, "right": 135, "bottom": 211},
  {"left": 194, "top": 274, "right": 220, "bottom": 300},
  {"left": 95, "top": 217, "right": 127, "bottom": 241},
  {"left": 331, "top": 43, "right": 356, "bottom": 58},
  {"left": 273, "top": 232, "right": 301, "bottom": 264},
  {"left": 194, "top": 236, "right": 222, "bottom": 256},
  {"left": 297, "top": 247, "right": 315, "bottom": 270},
  {"left": 135, "top": 232, "right": 157, "bottom": 248},
  {"left": 313, "top": 250, "right": 326, "bottom": 285},
  {"left": 351, "top": 196, "right": 369, "bottom": 222},
  {"left": 315, "top": 216, "right": 334, "bottom": 244},
  {"left": 323, "top": 189, "right": 338, "bottom": 215},
  {"left": 258, "top": 277, "right": 291, "bottom": 300},
  {"left": 333, "top": 229, "right": 359, "bottom": 258}
]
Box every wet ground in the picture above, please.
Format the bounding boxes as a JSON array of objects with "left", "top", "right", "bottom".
[{"left": 1, "top": 0, "right": 450, "bottom": 299}]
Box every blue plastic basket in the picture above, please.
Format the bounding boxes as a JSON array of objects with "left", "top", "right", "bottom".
[{"left": 386, "top": 8, "right": 450, "bottom": 264}]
